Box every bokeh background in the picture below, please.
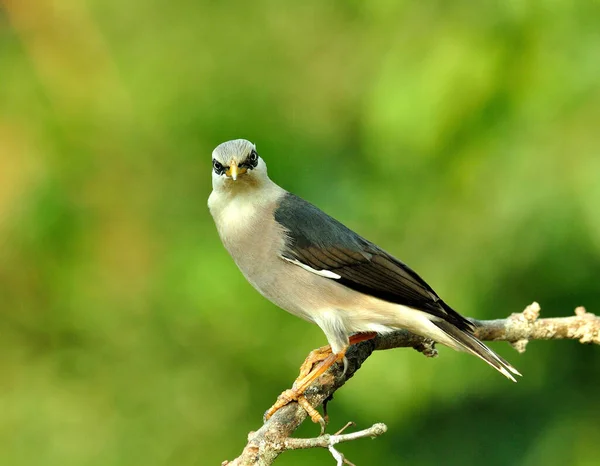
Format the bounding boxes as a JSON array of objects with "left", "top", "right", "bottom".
[{"left": 1, "top": 1, "right": 599, "bottom": 465}]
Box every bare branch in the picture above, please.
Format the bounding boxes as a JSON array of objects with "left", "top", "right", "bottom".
[
  {"left": 224, "top": 303, "right": 599, "bottom": 466},
  {"left": 283, "top": 423, "right": 386, "bottom": 466},
  {"left": 283, "top": 421, "right": 387, "bottom": 448},
  {"left": 471, "top": 302, "right": 600, "bottom": 352}
]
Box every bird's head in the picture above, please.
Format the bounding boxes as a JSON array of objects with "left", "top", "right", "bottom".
[{"left": 211, "top": 139, "right": 268, "bottom": 191}]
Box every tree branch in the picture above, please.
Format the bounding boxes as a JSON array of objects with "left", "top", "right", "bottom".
[
  {"left": 282, "top": 422, "right": 387, "bottom": 466},
  {"left": 223, "top": 303, "right": 600, "bottom": 466}
]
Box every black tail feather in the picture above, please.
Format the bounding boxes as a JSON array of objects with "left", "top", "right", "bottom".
[{"left": 433, "top": 320, "right": 521, "bottom": 381}]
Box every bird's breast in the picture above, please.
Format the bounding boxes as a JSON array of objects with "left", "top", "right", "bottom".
[{"left": 210, "top": 187, "right": 287, "bottom": 283}]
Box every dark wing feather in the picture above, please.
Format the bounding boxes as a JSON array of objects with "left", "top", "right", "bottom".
[{"left": 274, "top": 193, "right": 472, "bottom": 331}]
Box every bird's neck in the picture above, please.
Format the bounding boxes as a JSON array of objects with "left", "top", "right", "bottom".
[
  {"left": 208, "top": 178, "right": 286, "bottom": 261},
  {"left": 209, "top": 177, "right": 285, "bottom": 223}
]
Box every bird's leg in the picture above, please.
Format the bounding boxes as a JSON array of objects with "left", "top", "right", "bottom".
[
  {"left": 298, "top": 332, "right": 377, "bottom": 378},
  {"left": 264, "top": 332, "right": 377, "bottom": 431},
  {"left": 297, "top": 345, "right": 332, "bottom": 379}
]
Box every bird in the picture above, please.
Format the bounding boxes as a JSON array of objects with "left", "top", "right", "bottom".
[{"left": 208, "top": 139, "right": 520, "bottom": 427}]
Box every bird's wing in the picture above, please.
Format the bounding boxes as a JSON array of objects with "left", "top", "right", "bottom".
[{"left": 274, "top": 193, "right": 472, "bottom": 330}]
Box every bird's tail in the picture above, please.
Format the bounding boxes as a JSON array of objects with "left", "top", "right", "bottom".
[{"left": 432, "top": 320, "right": 521, "bottom": 382}]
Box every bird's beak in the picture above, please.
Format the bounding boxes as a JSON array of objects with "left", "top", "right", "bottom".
[{"left": 225, "top": 162, "right": 247, "bottom": 181}]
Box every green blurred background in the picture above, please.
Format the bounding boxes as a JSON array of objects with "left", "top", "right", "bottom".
[{"left": 1, "top": 1, "right": 599, "bottom": 465}]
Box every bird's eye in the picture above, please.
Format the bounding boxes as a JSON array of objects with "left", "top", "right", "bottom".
[
  {"left": 247, "top": 150, "right": 259, "bottom": 167},
  {"left": 213, "top": 159, "right": 224, "bottom": 174}
]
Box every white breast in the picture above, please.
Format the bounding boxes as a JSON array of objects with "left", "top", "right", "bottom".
[
  {"left": 208, "top": 181, "right": 287, "bottom": 286},
  {"left": 210, "top": 190, "right": 259, "bottom": 241}
]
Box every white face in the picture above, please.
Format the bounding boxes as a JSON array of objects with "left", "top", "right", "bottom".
[{"left": 211, "top": 139, "right": 269, "bottom": 191}]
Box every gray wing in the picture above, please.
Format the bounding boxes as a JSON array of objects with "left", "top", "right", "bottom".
[{"left": 274, "top": 193, "right": 473, "bottom": 331}]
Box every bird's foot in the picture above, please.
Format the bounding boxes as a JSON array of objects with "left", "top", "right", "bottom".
[
  {"left": 297, "top": 332, "right": 377, "bottom": 379},
  {"left": 263, "top": 333, "right": 377, "bottom": 433},
  {"left": 264, "top": 388, "right": 327, "bottom": 432},
  {"left": 264, "top": 350, "right": 345, "bottom": 433},
  {"left": 297, "top": 345, "right": 333, "bottom": 379}
]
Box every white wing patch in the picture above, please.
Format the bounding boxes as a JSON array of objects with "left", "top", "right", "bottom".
[{"left": 282, "top": 257, "right": 341, "bottom": 279}]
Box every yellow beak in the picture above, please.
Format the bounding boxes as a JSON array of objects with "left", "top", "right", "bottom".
[{"left": 225, "top": 163, "right": 247, "bottom": 181}]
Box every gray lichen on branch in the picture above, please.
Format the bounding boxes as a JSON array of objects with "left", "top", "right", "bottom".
[{"left": 224, "top": 303, "right": 600, "bottom": 466}]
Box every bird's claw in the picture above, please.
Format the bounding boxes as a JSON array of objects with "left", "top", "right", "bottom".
[
  {"left": 263, "top": 388, "right": 328, "bottom": 433},
  {"left": 297, "top": 394, "right": 328, "bottom": 434},
  {"left": 263, "top": 343, "right": 355, "bottom": 431},
  {"left": 263, "top": 388, "right": 296, "bottom": 421}
]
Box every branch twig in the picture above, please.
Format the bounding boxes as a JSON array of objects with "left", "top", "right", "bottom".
[
  {"left": 223, "top": 303, "right": 599, "bottom": 466},
  {"left": 283, "top": 423, "right": 387, "bottom": 466}
]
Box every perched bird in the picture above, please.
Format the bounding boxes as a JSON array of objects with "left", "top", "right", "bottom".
[{"left": 208, "top": 139, "right": 520, "bottom": 426}]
